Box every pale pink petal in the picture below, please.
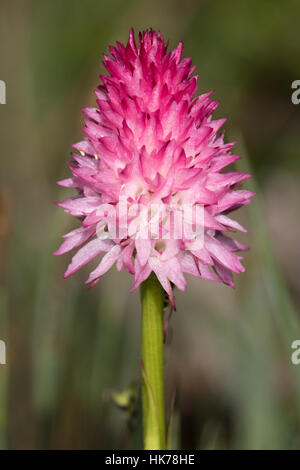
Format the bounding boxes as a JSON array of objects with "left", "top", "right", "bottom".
[
  {"left": 165, "top": 257, "right": 186, "bottom": 291},
  {"left": 135, "top": 237, "right": 152, "bottom": 266},
  {"left": 148, "top": 257, "right": 175, "bottom": 307},
  {"left": 122, "top": 242, "right": 135, "bottom": 274},
  {"left": 215, "top": 214, "right": 247, "bottom": 232},
  {"left": 197, "top": 262, "right": 221, "bottom": 282},
  {"left": 57, "top": 197, "right": 101, "bottom": 217},
  {"left": 64, "top": 238, "right": 113, "bottom": 278},
  {"left": 85, "top": 244, "right": 121, "bottom": 283},
  {"left": 131, "top": 257, "right": 152, "bottom": 291},
  {"left": 54, "top": 226, "right": 95, "bottom": 255},
  {"left": 205, "top": 235, "right": 245, "bottom": 274},
  {"left": 178, "top": 252, "right": 201, "bottom": 277},
  {"left": 214, "top": 262, "right": 234, "bottom": 287}
]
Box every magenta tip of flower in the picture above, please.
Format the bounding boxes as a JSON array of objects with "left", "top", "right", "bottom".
[
  {"left": 87, "top": 278, "right": 100, "bottom": 289},
  {"left": 54, "top": 28, "right": 254, "bottom": 305}
]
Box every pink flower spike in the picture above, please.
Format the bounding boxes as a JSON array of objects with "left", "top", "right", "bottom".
[{"left": 54, "top": 29, "right": 253, "bottom": 305}]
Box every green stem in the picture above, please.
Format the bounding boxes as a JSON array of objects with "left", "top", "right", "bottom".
[{"left": 140, "top": 273, "right": 166, "bottom": 450}]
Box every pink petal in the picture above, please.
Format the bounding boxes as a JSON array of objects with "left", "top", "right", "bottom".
[
  {"left": 215, "top": 214, "right": 247, "bottom": 232},
  {"left": 165, "top": 257, "right": 186, "bottom": 291},
  {"left": 178, "top": 252, "right": 201, "bottom": 277},
  {"left": 214, "top": 262, "right": 234, "bottom": 287},
  {"left": 64, "top": 238, "right": 113, "bottom": 278},
  {"left": 131, "top": 257, "right": 152, "bottom": 291},
  {"left": 135, "top": 237, "right": 152, "bottom": 266},
  {"left": 57, "top": 197, "right": 101, "bottom": 217},
  {"left": 54, "top": 226, "right": 95, "bottom": 256},
  {"left": 205, "top": 235, "right": 245, "bottom": 274},
  {"left": 85, "top": 244, "right": 121, "bottom": 283},
  {"left": 148, "top": 257, "right": 175, "bottom": 308}
]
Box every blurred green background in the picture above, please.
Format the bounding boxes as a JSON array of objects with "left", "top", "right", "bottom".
[{"left": 1, "top": 0, "right": 300, "bottom": 449}]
